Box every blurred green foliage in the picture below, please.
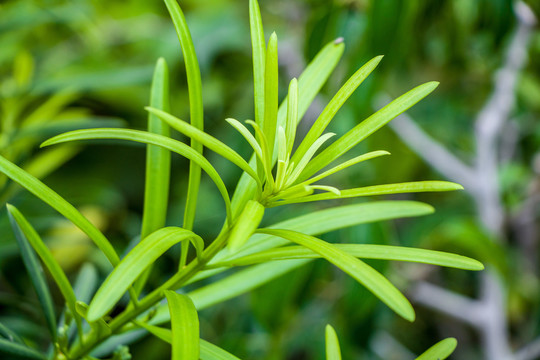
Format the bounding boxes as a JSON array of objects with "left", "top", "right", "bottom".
[{"left": 1, "top": 0, "right": 539, "bottom": 359}]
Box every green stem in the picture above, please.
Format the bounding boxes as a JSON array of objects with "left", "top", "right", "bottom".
[{"left": 68, "top": 226, "right": 230, "bottom": 359}]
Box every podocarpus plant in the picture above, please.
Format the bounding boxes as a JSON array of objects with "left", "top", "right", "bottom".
[{"left": 0, "top": 0, "right": 483, "bottom": 359}]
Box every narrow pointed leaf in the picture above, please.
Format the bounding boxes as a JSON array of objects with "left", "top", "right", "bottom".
[
  {"left": 42, "top": 129, "right": 233, "bottom": 222},
  {"left": 0, "top": 339, "right": 46, "bottom": 360},
  {"left": 146, "top": 108, "right": 260, "bottom": 187},
  {"left": 286, "top": 132, "right": 335, "bottom": 186},
  {"left": 263, "top": 32, "right": 278, "bottom": 158},
  {"left": 164, "top": 0, "right": 204, "bottom": 231},
  {"left": 225, "top": 118, "right": 262, "bottom": 160},
  {"left": 137, "top": 57, "right": 172, "bottom": 296},
  {"left": 292, "top": 56, "right": 383, "bottom": 164},
  {"left": 87, "top": 227, "right": 203, "bottom": 322},
  {"left": 309, "top": 185, "right": 341, "bottom": 196},
  {"left": 325, "top": 325, "right": 341, "bottom": 360},
  {"left": 0, "top": 155, "right": 119, "bottom": 265},
  {"left": 304, "top": 150, "right": 390, "bottom": 185},
  {"left": 165, "top": 291, "right": 199, "bottom": 360},
  {"left": 142, "top": 57, "right": 171, "bottom": 238},
  {"left": 210, "top": 244, "right": 484, "bottom": 270},
  {"left": 249, "top": 0, "right": 265, "bottom": 127},
  {"left": 7, "top": 205, "right": 82, "bottom": 336},
  {"left": 246, "top": 120, "right": 274, "bottom": 190},
  {"left": 270, "top": 181, "right": 463, "bottom": 206},
  {"left": 7, "top": 206, "right": 56, "bottom": 340},
  {"left": 300, "top": 81, "right": 439, "bottom": 180},
  {"left": 415, "top": 338, "right": 457, "bottom": 360},
  {"left": 257, "top": 229, "right": 415, "bottom": 321},
  {"left": 286, "top": 78, "right": 298, "bottom": 155}
]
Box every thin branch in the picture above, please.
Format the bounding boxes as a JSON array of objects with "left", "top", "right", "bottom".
[
  {"left": 515, "top": 337, "right": 540, "bottom": 360},
  {"left": 411, "top": 281, "right": 481, "bottom": 327}
]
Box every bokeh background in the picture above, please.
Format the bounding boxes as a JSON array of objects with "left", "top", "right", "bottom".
[{"left": 1, "top": 0, "right": 540, "bottom": 359}]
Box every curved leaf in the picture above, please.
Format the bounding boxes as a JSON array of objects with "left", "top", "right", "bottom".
[
  {"left": 41, "top": 129, "right": 233, "bottom": 223},
  {"left": 165, "top": 291, "right": 199, "bottom": 360},
  {"left": 87, "top": 227, "right": 203, "bottom": 322},
  {"left": 257, "top": 229, "right": 415, "bottom": 321},
  {"left": 325, "top": 325, "right": 341, "bottom": 360},
  {"left": 7, "top": 204, "right": 82, "bottom": 337},
  {"left": 416, "top": 338, "right": 457, "bottom": 360},
  {"left": 145, "top": 108, "right": 261, "bottom": 188},
  {"left": 137, "top": 322, "right": 241, "bottom": 359},
  {"left": 164, "top": 0, "right": 204, "bottom": 232},
  {"left": 269, "top": 181, "right": 463, "bottom": 206}
]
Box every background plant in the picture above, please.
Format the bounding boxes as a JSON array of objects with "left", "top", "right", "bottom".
[{"left": 1, "top": 0, "right": 539, "bottom": 359}]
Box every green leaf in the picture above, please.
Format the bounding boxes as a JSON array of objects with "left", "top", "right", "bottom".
[
  {"left": 0, "top": 155, "right": 120, "bottom": 265},
  {"left": 7, "top": 205, "right": 57, "bottom": 340},
  {"left": 41, "top": 129, "right": 233, "bottom": 223},
  {"left": 210, "top": 244, "right": 484, "bottom": 270},
  {"left": 416, "top": 338, "right": 457, "bottom": 360},
  {"left": 245, "top": 120, "right": 273, "bottom": 189},
  {"left": 137, "top": 322, "right": 241, "bottom": 359},
  {"left": 270, "top": 181, "right": 463, "bottom": 206},
  {"left": 164, "top": 0, "right": 204, "bottom": 232},
  {"left": 227, "top": 200, "right": 265, "bottom": 251},
  {"left": 225, "top": 118, "right": 262, "bottom": 160},
  {"left": 325, "top": 325, "right": 341, "bottom": 360},
  {"left": 257, "top": 229, "right": 415, "bottom": 321},
  {"left": 145, "top": 108, "right": 261, "bottom": 189},
  {"left": 87, "top": 227, "right": 203, "bottom": 322},
  {"left": 142, "top": 57, "right": 171, "bottom": 238},
  {"left": 292, "top": 55, "right": 383, "bottom": 165},
  {"left": 7, "top": 204, "right": 82, "bottom": 337},
  {"left": 285, "top": 78, "right": 298, "bottom": 155},
  {"left": 0, "top": 338, "right": 45, "bottom": 360},
  {"left": 230, "top": 39, "right": 344, "bottom": 217},
  {"left": 300, "top": 150, "right": 390, "bottom": 186},
  {"left": 165, "top": 291, "right": 199, "bottom": 360},
  {"left": 263, "top": 32, "right": 278, "bottom": 160},
  {"left": 249, "top": 0, "right": 265, "bottom": 128},
  {"left": 137, "top": 57, "right": 172, "bottom": 296},
  {"left": 299, "top": 81, "right": 439, "bottom": 181},
  {"left": 285, "top": 132, "right": 335, "bottom": 187}
]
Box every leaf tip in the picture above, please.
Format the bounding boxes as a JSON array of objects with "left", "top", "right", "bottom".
[{"left": 334, "top": 37, "right": 345, "bottom": 44}]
